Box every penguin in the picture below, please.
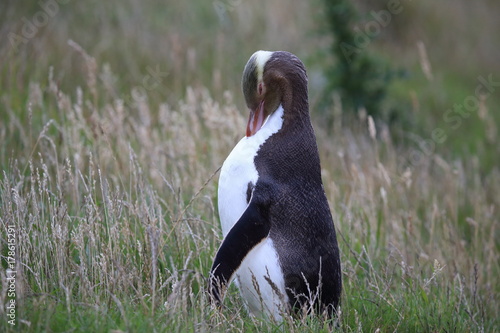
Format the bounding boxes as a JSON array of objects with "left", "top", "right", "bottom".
[{"left": 209, "top": 50, "right": 342, "bottom": 320}]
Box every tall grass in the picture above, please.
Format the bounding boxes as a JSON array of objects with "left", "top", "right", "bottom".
[
  {"left": 1, "top": 43, "right": 498, "bottom": 331},
  {"left": 1, "top": 0, "right": 499, "bottom": 331}
]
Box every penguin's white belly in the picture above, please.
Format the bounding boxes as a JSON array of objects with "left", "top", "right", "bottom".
[{"left": 217, "top": 105, "right": 287, "bottom": 319}]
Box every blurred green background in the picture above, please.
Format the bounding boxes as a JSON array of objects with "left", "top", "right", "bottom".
[{"left": 1, "top": 0, "right": 499, "bottom": 173}]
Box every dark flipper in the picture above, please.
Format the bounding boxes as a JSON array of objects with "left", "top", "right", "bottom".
[{"left": 209, "top": 197, "right": 271, "bottom": 305}]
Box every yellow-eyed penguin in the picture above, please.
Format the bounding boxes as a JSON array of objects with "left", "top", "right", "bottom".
[{"left": 209, "top": 50, "right": 342, "bottom": 320}]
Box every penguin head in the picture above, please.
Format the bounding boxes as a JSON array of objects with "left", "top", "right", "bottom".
[{"left": 242, "top": 50, "right": 309, "bottom": 137}]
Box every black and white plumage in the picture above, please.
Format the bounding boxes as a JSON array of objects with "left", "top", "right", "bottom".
[{"left": 209, "top": 50, "right": 342, "bottom": 320}]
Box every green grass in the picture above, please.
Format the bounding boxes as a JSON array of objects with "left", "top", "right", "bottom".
[{"left": 1, "top": 0, "right": 499, "bottom": 332}]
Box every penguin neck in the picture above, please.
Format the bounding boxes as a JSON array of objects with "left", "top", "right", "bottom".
[
  {"left": 281, "top": 83, "right": 310, "bottom": 132},
  {"left": 283, "top": 104, "right": 311, "bottom": 138}
]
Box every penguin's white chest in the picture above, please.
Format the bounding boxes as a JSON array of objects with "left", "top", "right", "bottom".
[
  {"left": 217, "top": 105, "right": 288, "bottom": 319},
  {"left": 217, "top": 105, "right": 284, "bottom": 236},
  {"left": 217, "top": 138, "right": 259, "bottom": 237}
]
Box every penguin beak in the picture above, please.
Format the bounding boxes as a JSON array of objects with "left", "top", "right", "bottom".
[{"left": 246, "top": 100, "right": 266, "bottom": 137}]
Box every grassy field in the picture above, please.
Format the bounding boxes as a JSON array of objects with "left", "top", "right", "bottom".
[{"left": 1, "top": 0, "right": 499, "bottom": 332}]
